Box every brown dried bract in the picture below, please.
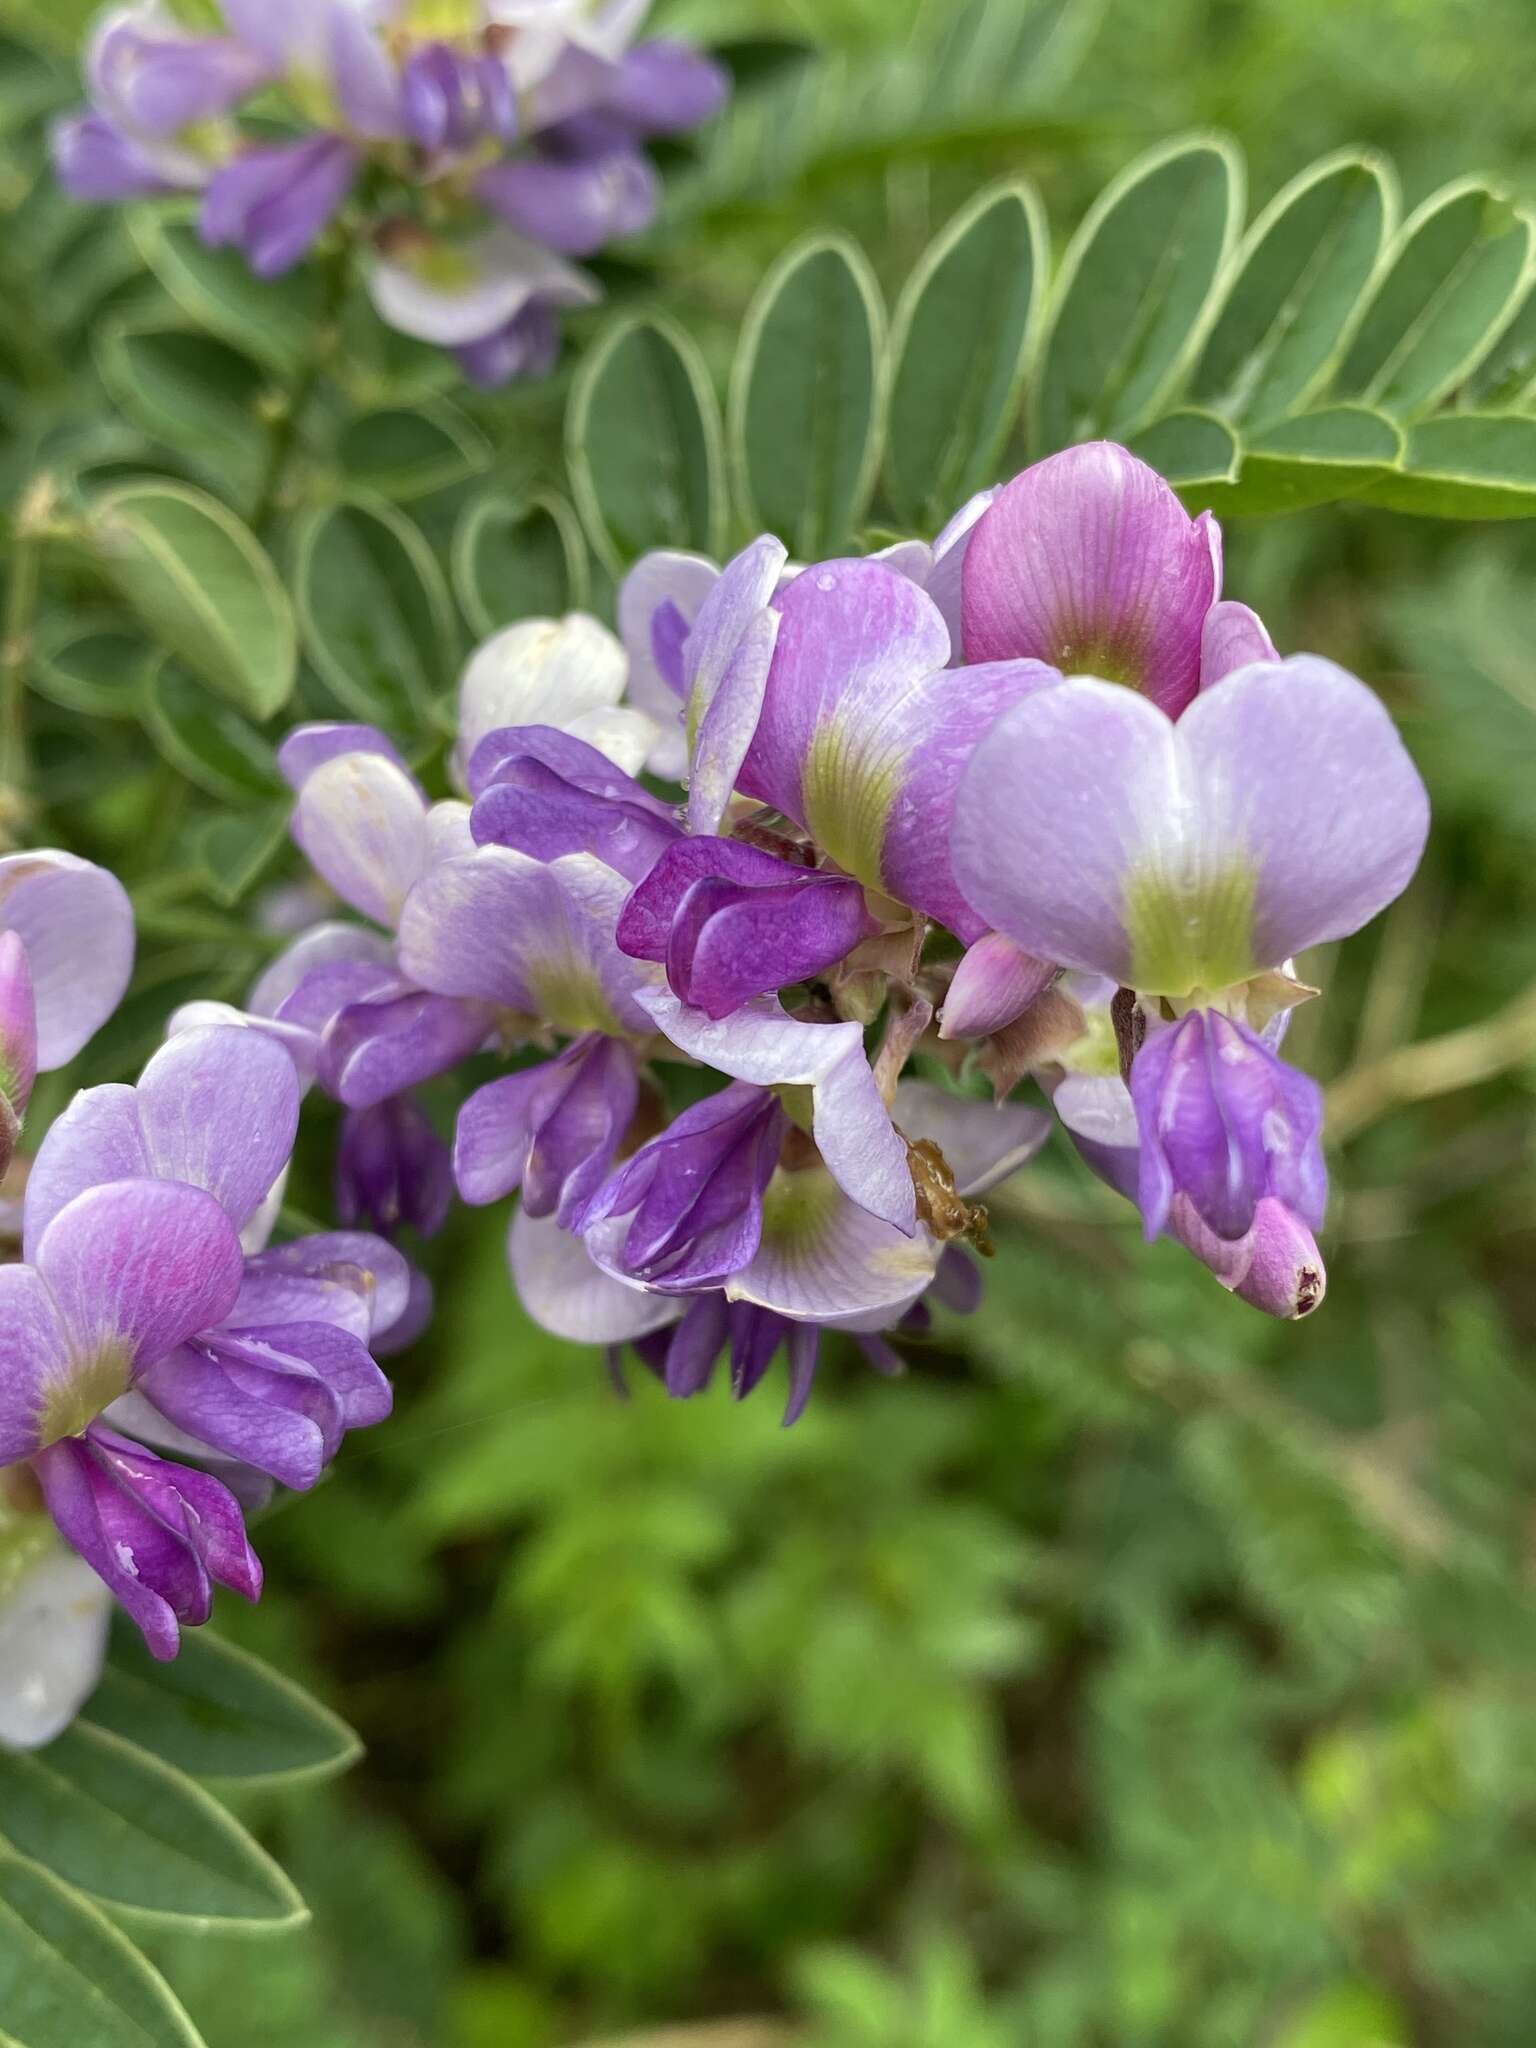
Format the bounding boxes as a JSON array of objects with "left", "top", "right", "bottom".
[{"left": 904, "top": 1135, "right": 995, "bottom": 1256}]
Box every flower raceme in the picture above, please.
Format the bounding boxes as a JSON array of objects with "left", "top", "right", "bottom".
[
  {"left": 0, "top": 438, "right": 1431, "bottom": 1738},
  {"left": 52, "top": 1, "right": 729, "bottom": 383}
]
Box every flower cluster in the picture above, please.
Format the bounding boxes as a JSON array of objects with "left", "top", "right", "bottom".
[
  {"left": 0, "top": 439, "right": 1430, "bottom": 1745},
  {"left": 0, "top": 853, "right": 404, "bottom": 1742},
  {"left": 52, "top": 1, "right": 728, "bottom": 384},
  {"left": 245, "top": 440, "right": 1427, "bottom": 1411}
]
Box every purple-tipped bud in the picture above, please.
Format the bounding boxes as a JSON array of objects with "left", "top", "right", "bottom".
[
  {"left": 201, "top": 134, "right": 358, "bottom": 279},
  {"left": 616, "top": 837, "right": 879, "bottom": 1020},
  {"left": 1168, "top": 1192, "right": 1327, "bottom": 1321},
  {"left": 1130, "top": 1009, "right": 1326, "bottom": 1245},
  {"left": 336, "top": 1094, "right": 453, "bottom": 1240},
  {"left": 33, "top": 1424, "right": 261, "bottom": 1662},
  {"left": 454, "top": 1033, "right": 639, "bottom": 1226},
  {"left": 579, "top": 1083, "right": 787, "bottom": 1292},
  {"left": 938, "top": 930, "right": 1055, "bottom": 1041},
  {"left": 0, "top": 931, "right": 37, "bottom": 1169}
]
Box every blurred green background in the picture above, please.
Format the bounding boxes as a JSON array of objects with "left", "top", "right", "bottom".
[{"left": 5, "top": 0, "right": 1536, "bottom": 2042}]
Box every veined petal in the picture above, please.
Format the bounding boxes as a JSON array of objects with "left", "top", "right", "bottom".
[
  {"left": 0, "top": 1265, "right": 74, "bottom": 1464},
  {"left": 35, "top": 1180, "right": 245, "bottom": 1379},
  {"left": 938, "top": 931, "right": 1056, "bottom": 1040},
  {"left": 133, "top": 1026, "right": 299, "bottom": 1235},
  {"left": 248, "top": 921, "right": 395, "bottom": 1021},
  {"left": 726, "top": 1164, "right": 937, "bottom": 1326},
  {"left": 398, "top": 846, "right": 658, "bottom": 1034},
  {"left": 23, "top": 1085, "right": 148, "bottom": 1261},
  {"left": 1200, "top": 602, "right": 1277, "bottom": 690},
  {"left": 0, "top": 852, "right": 135, "bottom": 1071},
  {"left": 509, "top": 1205, "right": 682, "bottom": 1344},
  {"left": 636, "top": 986, "right": 915, "bottom": 1233},
  {"left": 961, "top": 442, "right": 1219, "bottom": 717},
  {"left": 292, "top": 751, "right": 432, "bottom": 929}
]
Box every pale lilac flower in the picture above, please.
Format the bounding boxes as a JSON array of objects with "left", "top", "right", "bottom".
[
  {"left": 952, "top": 658, "right": 1429, "bottom": 998},
  {"left": 0, "top": 850, "right": 135, "bottom": 1071}
]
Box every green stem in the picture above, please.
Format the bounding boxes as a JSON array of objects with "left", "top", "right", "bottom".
[
  {"left": 250, "top": 233, "right": 355, "bottom": 537},
  {"left": 0, "top": 473, "right": 53, "bottom": 840}
]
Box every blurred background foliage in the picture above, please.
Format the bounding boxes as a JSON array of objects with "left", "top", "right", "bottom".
[{"left": 3, "top": 0, "right": 1536, "bottom": 2043}]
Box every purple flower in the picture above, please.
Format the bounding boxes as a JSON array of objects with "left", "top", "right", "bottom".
[
  {"left": 33, "top": 1425, "right": 261, "bottom": 1663},
  {"left": 681, "top": 537, "right": 786, "bottom": 836},
  {"left": 455, "top": 301, "right": 563, "bottom": 388},
  {"left": 737, "top": 559, "right": 1057, "bottom": 939},
  {"left": 469, "top": 726, "right": 682, "bottom": 882},
  {"left": 1130, "top": 1009, "right": 1326, "bottom": 1244},
  {"left": 202, "top": 135, "right": 359, "bottom": 279},
  {"left": 366, "top": 224, "right": 598, "bottom": 355},
  {"left": 52, "top": 109, "right": 195, "bottom": 200},
  {"left": 401, "top": 42, "right": 516, "bottom": 154},
  {"left": 959, "top": 442, "right": 1225, "bottom": 716},
  {"left": 579, "top": 1083, "right": 788, "bottom": 1292},
  {"left": 455, "top": 1031, "right": 638, "bottom": 1225},
  {"left": 476, "top": 138, "right": 657, "bottom": 256},
  {"left": 952, "top": 658, "right": 1430, "bottom": 999},
  {"left": 616, "top": 836, "right": 880, "bottom": 1020},
  {"left": 87, "top": 7, "right": 271, "bottom": 139},
  {"left": 603, "top": 40, "right": 729, "bottom": 134},
  {"left": 617, "top": 550, "right": 721, "bottom": 778},
  {"left": 632, "top": 1294, "right": 824, "bottom": 1425},
  {"left": 336, "top": 1095, "right": 453, "bottom": 1240},
  {"left": 16, "top": 1026, "right": 396, "bottom": 1497}
]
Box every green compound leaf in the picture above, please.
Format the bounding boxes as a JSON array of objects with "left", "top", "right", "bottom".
[
  {"left": 1332, "top": 178, "right": 1536, "bottom": 416},
  {"left": 1202, "top": 406, "right": 1404, "bottom": 517},
  {"left": 0, "top": 1847, "right": 205, "bottom": 2048},
  {"left": 126, "top": 206, "right": 319, "bottom": 376},
  {"left": 291, "top": 493, "right": 457, "bottom": 729},
  {"left": 94, "top": 317, "right": 267, "bottom": 502},
  {"left": 1362, "top": 412, "right": 1536, "bottom": 517},
  {"left": 0, "top": 1722, "right": 307, "bottom": 1931},
  {"left": 729, "top": 231, "right": 886, "bottom": 558},
  {"left": 885, "top": 179, "right": 1047, "bottom": 531},
  {"left": 139, "top": 656, "right": 284, "bottom": 805},
  {"left": 1465, "top": 277, "right": 1536, "bottom": 406},
  {"left": 87, "top": 480, "right": 296, "bottom": 722},
  {"left": 1188, "top": 149, "right": 1396, "bottom": 426},
  {"left": 452, "top": 489, "right": 589, "bottom": 639},
  {"left": 567, "top": 314, "right": 724, "bottom": 573},
  {"left": 335, "top": 401, "right": 491, "bottom": 503},
  {"left": 1033, "top": 134, "right": 1242, "bottom": 453},
  {"left": 88, "top": 1622, "right": 362, "bottom": 1789},
  {"left": 1126, "top": 408, "right": 1240, "bottom": 493}
]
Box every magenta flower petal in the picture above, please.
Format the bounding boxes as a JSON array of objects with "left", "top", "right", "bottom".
[
  {"left": 953, "top": 659, "right": 1429, "bottom": 995},
  {"left": 0, "top": 852, "right": 134, "bottom": 1071},
  {"left": 35, "top": 1179, "right": 245, "bottom": 1375},
  {"left": 291, "top": 751, "right": 432, "bottom": 929},
  {"left": 961, "top": 443, "right": 1220, "bottom": 716}
]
